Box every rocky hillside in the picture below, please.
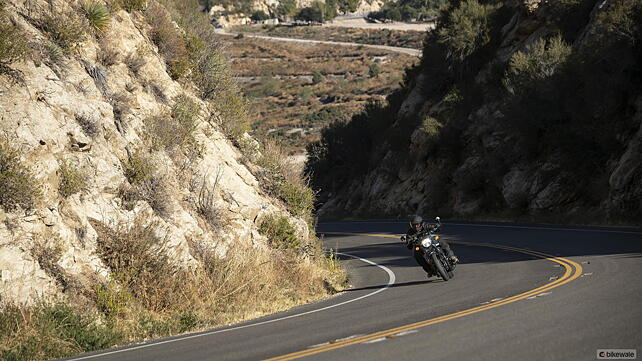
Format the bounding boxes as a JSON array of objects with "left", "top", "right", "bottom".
[
  {"left": 0, "top": 0, "right": 343, "bottom": 359},
  {"left": 307, "top": 0, "right": 642, "bottom": 224}
]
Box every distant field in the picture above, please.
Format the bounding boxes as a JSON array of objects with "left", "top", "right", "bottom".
[
  {"left": 216, "top": 35, "right": 417, "bottom": 154},
  {"left": 231, "top": 24, "right": 426, "bottom": 49}
]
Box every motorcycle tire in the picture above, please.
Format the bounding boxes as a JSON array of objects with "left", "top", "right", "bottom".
[{"left": 430, "top": 252, "right": 450, "bottom": 281}]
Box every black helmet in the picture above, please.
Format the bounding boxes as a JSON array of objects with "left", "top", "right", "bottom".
[{"left": 410, "top": 215, "right": 422, "bottom": 226}]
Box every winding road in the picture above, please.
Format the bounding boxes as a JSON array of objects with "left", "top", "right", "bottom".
[
  {"left": 214, "top": 28, "right": 422, "bottom": 56},
  {"left": 63, "top": 221, "right": 642, "bottom": 361}
]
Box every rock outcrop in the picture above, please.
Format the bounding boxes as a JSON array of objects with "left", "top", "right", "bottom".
[
  {"left": 310, "top": 0, "right": 641, "bottom": 224},
  {"left": 0, "top": 0, "right": 315, "bottom": 305}
]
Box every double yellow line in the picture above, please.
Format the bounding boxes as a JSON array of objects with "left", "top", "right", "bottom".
[{"left": 265, "top": 233, "right": 583, "bottom": 361}]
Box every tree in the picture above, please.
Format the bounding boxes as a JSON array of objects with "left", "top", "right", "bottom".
[
  {"left": 251, "top": 10, "right": 269, "bottom": 21},
  {"left": 338, "top": 0, "right": 360, "bottom": 14},
  {"left": 296, "top": 3, "right": 324, "bottom": 23},
  {"left": 276, "top": 0, "right": 297, "bottom": 18},
  {"left": 324, "top": 0, "right": 338, "bottom": 21}
]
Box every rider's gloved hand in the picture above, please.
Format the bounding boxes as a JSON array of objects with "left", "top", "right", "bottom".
[{"left": 400, "top": 235, "right": 407, "bottom": 243}]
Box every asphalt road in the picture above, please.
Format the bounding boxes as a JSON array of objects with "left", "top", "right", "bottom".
[
  {"left": 63, "top": 221, "right": 642, "bottom": 361},
  {"left": 214, "top": 29, "right": 422, "bottom": 56}
]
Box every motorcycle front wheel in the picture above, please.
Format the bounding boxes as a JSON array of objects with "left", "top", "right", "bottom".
[{"left": 430, "top": 252, "right": 450, "bottom": 281}]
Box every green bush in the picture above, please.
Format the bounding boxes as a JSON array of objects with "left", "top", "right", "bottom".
[
  {"left": 0, "top": 142, "right": 40, "bottom": 212},
  {"left": 258, "top": 214, "right": 300, "bottom": 250},
  {"left": 211, "top": 90, "right": 250, "bottom": 142},
  {"left": 58, "top": 161, "right": 88, "bottom": 198},
  {"left": 437, "top": 0, "right": 497, "bottom": 61},
  {"left": 122, "top": 152, "right": 155, "bottom": 184},
  {"left": 421, "top": 116, "right": 442, "bottom": 137},
  {"left": 82, "top": 0, "right": 111, "bottom": 33},
  {"left": 94, "top": 280, "right": 132, "bottom": 318},
  {"left": 368, "top": 62, "right": 381, "bottom": 78},
  {"left": 278, "top": 182, "right": 315, "bottom": 217},
  {"left": 295, "top": 4, "right": 324, "bottom": 23},
  {"left": 312, "top": 71, "right": 324, "bottom": 84},
  {"left": 250, "top": 10, "right": 269, "bottom": 21},
  {"left": 504, "top": 36, "right": 571, "bottom": 94}
]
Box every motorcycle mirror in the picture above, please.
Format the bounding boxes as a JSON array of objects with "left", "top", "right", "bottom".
[{"left": 435, "top": 216, "right": 440, "bottom": 223}]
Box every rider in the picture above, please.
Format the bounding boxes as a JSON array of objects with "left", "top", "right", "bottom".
[{"left": 401, "top": 215, "right": 458, "bottom": 276}]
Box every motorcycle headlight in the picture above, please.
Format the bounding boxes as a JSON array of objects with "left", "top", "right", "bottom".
[{"left": 421, "top": 237, "right": 432, "bottom": 248}]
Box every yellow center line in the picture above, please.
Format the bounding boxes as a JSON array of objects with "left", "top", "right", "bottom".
[{"left": 264, "top": 232, "right": 583, "bottom": 361}]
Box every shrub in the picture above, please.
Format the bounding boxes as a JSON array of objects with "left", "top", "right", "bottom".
[
  {"left": 437, "top": 0, "right": 496, "bottom": 61},
  {"left": 58, "top": 161, "right": 88, "bottom": 198},
  {"left": 368, "top": 62, "right": 381, "bottom": 78},
  {"left": 122, "top": 151, "right": 155, "bottom": 184},
  {"left": 92, "top": 217, "right": 178, "bottom": 312},
  {"left": 258, "top": 214, "right": 300, "bottom": 250},
  {"left": 75, "top": 113, "right": 100, "bottom": 137},
  {"left": 145, "top": 97, "right": 199, "bottom": 152},
  {"left": 421, "top": 116, "right": 442, "bottom": 137},
  {"left": 312, "top": 71, "right": 324, "bottom": 84},
  {"left": 30, "top": 239, "right": 72, "bottom": 291},
  {"left": 278, "top": 182, "right": 315, "bottom": 217},
  {"left": 191, "top": 44, "right": 232, "bottom": 101},
  {"left": 110, "top": 91, "right": 132, "bottom": 122},
  {"left": 82, "top": 0, "right": 111, "bottom": 33},
  {"left": 94, "top": 280, "right": 132, "bottom": 318},
  {"left": 250, "top": 10, "right": 269, "bottom": 21},
  {"left": 504, "top": 36, "right": 571, "bottom": 94},
  {"left": 120, "top": 157, "right": 171, "bottom": 216},
  {"left": 0, "top": 142, "right": 40, "bottom": 212},
  {"left": 114, "top": 0, "right": 147, "bottom": 12},
  {"left": 38, "top": 8, "right": 88, "bottom": 52},
  {"left": 125, "top": 44, "right": 149, "bottom": 74},
  {"left": 194, "top": 170, "right": 223, "bottom": 229},
  {"left": 43, "top": 41, "right": 66, "bottom": 74},
  {"left": 171, "top": 95, "right": 200, "bottom": 135},
  {"left": 211, "top": 90, "right": 250, "bottom": 142},
  {"left": 295, "top": 5, "right": 324, "bottom": 23},
  {"left": 145, "top": 113, "right": 184, "bottom": 151},
  {"left": 145, "top": 2, "right": 190, "bottom": 79},
  {"left": 0, "top": 10, "right": 28, "bottom": 69}
]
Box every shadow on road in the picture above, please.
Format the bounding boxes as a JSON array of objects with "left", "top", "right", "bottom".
[{"left": 320, "top": 223, "right": 642, "bottom": 268}]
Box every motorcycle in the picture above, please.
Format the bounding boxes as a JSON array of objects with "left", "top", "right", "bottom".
[{"left": 402, "top": 217, "right": 456, "bottom": 281}]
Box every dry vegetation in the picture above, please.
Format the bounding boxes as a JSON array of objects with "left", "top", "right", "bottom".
[{"left": 218, "top": 35, "right": 417, "bottom": 152}]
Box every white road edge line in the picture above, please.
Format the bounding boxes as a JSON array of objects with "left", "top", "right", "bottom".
[{"left": 65, "top": 252, "right": 396, "bottom": 360}]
